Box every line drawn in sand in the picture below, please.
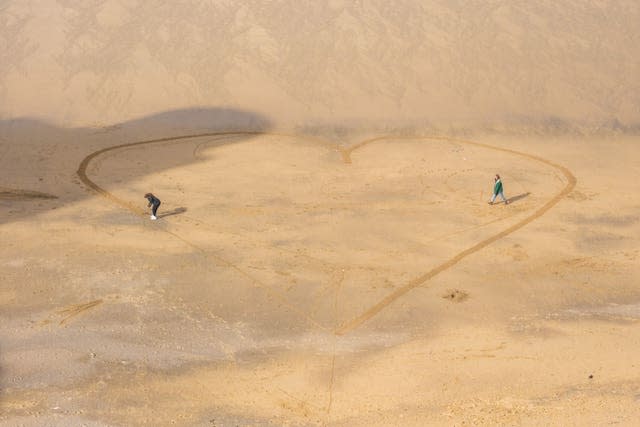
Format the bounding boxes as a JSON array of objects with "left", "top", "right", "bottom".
[
  {"left": 56, "top": 299, "right": 103, "bottom": 325},
  {"left": 334, "top": 135, "right": 576, "bottom": 334}
]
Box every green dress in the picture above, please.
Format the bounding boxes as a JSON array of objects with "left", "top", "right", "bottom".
[{"left": 493, "top": 179, "right": 503, "bottom": 195}]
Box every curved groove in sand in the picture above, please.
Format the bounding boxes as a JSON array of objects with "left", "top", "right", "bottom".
[
  {"left": 77, "top": 132, "right": 576, "bottom": 336},
  {"left": 77, "top": 131, "right": 334, "bottom": 332},
  {"left": 334, "top": 135, "right": 577, "bottom": 334},
  {"left": 77, "top": 132, "right": 264, "bottom": 214},
  {"left": 77, "top": 131, "right": 337, "bottom": 211}
]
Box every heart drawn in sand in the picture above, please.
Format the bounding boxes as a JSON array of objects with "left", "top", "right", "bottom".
[{"left": 78, "top": 132, "right": 576, "bottom": 335}]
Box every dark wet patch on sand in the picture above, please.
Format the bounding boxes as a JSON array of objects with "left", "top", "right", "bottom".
[
  {"left": 442, "top": 289, "right": 469, "bottom": 302},
  {"left": 0, "top": 188, "right": 57, "bottom": 200}
]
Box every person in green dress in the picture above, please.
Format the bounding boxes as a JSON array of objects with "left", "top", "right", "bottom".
[{"left": 489, "top": 174, "right": 509, "bottom": 205}]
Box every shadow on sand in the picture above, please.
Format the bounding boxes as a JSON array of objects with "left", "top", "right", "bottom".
[
  {"left": 0, "top": 107, "right": 271, "bottom": 225},
  {"left": 158, "top": 207, "right": 187, "bottom": 219},
  {"left": 507, "top": 192, "right": 530, "bottom": 204}
]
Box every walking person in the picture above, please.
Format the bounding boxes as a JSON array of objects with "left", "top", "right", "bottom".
[
  {"left": 489, "top": 174, "right": 509, "bottom": 205},
  {"left": 144, "top": 193, "right": 161, "bottom": 220}
]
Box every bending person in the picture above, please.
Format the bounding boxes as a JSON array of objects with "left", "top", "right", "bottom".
[{"left": 144, "top": 193, "right": 161, "bottom": 220}]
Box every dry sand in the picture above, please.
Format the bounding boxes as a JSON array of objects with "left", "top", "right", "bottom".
[{"left": 1, "top": 2, "right": 640, "bottom": 426}]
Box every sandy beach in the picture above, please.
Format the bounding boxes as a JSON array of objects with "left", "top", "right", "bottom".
[{"left": 1, "top": 2, "right": 640, "bottom": 426}]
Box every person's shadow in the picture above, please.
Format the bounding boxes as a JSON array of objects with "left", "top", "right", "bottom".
[
  {"left": 507, "top": 192, "right": 530, "bottom": 204},
  {"left": 158, "top": 207, "right": 187, "bottom": 218}
]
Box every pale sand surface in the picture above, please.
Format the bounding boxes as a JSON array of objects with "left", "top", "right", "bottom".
[
  {"left": 1, "top": 131, "right": 639, "bottom": 426},
  {"left": 2, "top": 1, "right": 640, "bottom": 426}
]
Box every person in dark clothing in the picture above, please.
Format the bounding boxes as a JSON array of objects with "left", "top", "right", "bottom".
[{"left": 144, "top": 193, "right": 161, "bottom": 220}]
